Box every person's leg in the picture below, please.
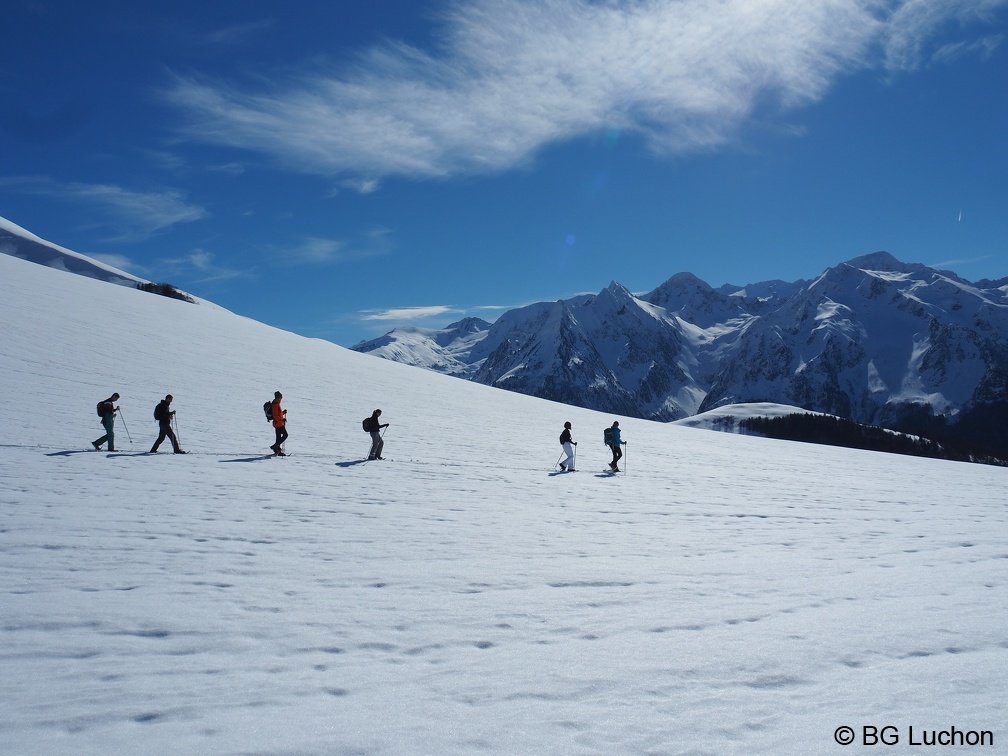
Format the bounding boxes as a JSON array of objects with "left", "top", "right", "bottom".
[
  {"left": 150, "top": 425, "right": 168, "bottom": 453},
  {"left": 104, "top": 416, "right": 116, "bottom": 451},
  {"left": 561, "top": 442, "right": 574, "bottom": 469},
  {"left": 167, "top": 426, "right": 181, "bottom": 453},
  {"left": 369, "top": 431, "right": 380, "bottom": 459}
]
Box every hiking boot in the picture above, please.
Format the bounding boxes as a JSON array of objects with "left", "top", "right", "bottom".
[
  {"left": 174, "top": 450, "right": 188, "bottom": 454},
  {"left": 92, "top": 441, "right": 101, "bottom": 450}
]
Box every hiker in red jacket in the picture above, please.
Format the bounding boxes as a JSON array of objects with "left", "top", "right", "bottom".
[{"left": 270, "top": 391, "right": 288, "bottom": 456}]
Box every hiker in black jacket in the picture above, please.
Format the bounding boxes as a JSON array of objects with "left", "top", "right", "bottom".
[
  {"left": 365, "top": 409, "right": 389, "bottom": 460},
  {"left": 150, "top": 394, "right": 186, "bottom": 454},
  {"left": 559, "top": 421, "right": 577, "bottom": 471}
]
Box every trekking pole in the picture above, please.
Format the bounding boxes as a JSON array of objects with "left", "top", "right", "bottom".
[
  {"left": 173, "top": 414, "right": 181, "bottom": 447},
  {"left": 554, "top": 451, "right": 564, "bottom": 470},
  {"left": 623, "top": 442, "right": 627, "bottom": 475},
  {"left": 117, "top": 409, "right": 133, "bottom": 443},
  {"left": 573, "top": 443, "right": 577, "bottom": 471}
]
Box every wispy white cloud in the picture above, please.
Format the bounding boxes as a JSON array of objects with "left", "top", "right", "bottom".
[
  {"left": 160, "top": 248, "right": 251, "bottom": 283},
  {"left": 163, "top": 0, "right": 1008, "bottom": 185},
  {"left": 272, "top": 229, "right": 393, "bottom": 266},
  {"left": 361, "top": 305, "right": 461, "bottom": 322},
  {"left": 90, "top": 252, "right": 143, "bottom": 273},
  {"left": 884, "top": 0, "right": 1007, "bottom": 69},
  {"left": 359, "top": 302, "right": 527, "bottom": 327},
  {"left": 335, "top": 178, "right": 381, "bottom": 195},
  {"left": 0, "top": 176, "right": 208, "bottom": 241},
  {"left": 203, "top": 19, "right": 276, "bottom": 47},
  {"left": 928, "top": 253, "right": 996, "bottom": 271},
  {"left": 286, "top": 237, "right": 346, "bottom": 265},
  {"left": 930, "top": 34, "right": 1004, "bottom": 65}
]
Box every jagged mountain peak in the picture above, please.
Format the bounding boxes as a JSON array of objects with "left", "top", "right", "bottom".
[
  {"left": 844, "top": 250, "right": 908, "bottom": 273},
  {"left": 602, "top": 280, "right": 636, "bottom": 301},
  {"left": 645, "top": 271, "right": 715, "bottom": 303},
  {"left": 443, "top": 316, "right": 492, "bottom": 334}
]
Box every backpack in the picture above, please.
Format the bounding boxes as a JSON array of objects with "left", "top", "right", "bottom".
[
  {"left": 96, "top": 401, "right": 104, "bottom": 417},
  {"left": 154, "top": 402, "right": 165, "bottom": 422},
  {"left": 362, "top": 416, "right": 374, "bottom": 433},
  {"left": 603, "top": 427, "right": 614, "bottom": 446},
  {"left": 264, "top": 401, "right": 274, "bottom": 423}
]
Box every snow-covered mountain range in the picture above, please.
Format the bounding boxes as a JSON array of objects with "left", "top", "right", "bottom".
[{"left": 355, "top": 253, "right": 1008, "bottom": 451}]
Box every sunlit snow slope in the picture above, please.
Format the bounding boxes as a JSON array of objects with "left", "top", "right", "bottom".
[{"left": 1, "top": 252, "right": 1006, "bottom": 755}]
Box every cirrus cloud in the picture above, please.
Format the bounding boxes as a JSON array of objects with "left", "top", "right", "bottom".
[
  {"left": 0, "top": 175, "right": 207, "bottom": 241},
  {"left": 164, "top": 0, "right": 1007, "bottom": 185},
  {"left": 361, "top": 305, "right": 460, "bottom": 322}
]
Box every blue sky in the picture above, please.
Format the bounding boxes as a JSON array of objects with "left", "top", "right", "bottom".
[{"left": 2, "top": 0, "right": 1007, "bottom": 346}]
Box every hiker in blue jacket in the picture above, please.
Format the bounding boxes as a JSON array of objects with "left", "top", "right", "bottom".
[{"left": 606, "top": 421, "right": 624, "bottom": 471}]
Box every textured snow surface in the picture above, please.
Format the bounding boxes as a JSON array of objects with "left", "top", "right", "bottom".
[{"left": 1, "top": 252, "right": 1007, "bottom": 755}]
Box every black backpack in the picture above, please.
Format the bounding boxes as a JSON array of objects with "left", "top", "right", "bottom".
[
  {"left": 362, "top": 416, "right": 374, "bottom": 433},
  {"left": 603, "top": 427, "right": 614, "bottom": 446},
  {"left": 96, "top": 401, "right": 104, "bottom": 417},
  {"left": 154, "top": 402, "right": 166, "bottom": 422},
  {"left": 264, "top": 401, "right": 274, "bottom": 422}
]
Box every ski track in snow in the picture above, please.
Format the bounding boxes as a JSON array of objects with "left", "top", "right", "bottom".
[{"left": 1, "top": 252, "right": 1007, "bottom": 755}]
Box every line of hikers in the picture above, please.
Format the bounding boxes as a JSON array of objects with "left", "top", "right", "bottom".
[
  {"left": 94, "top": 391, "right": 626, "bottom": 468},
  {"left": 558, "top": 420, "right": 627, "bottom": 472},
  {"left": 93, "top": 390, "right": 392, "bottom": 460}
]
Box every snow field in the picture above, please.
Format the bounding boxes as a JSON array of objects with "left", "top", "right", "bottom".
[{"left": 1, "top": 252, "right": 1007, "bottom": 754}]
